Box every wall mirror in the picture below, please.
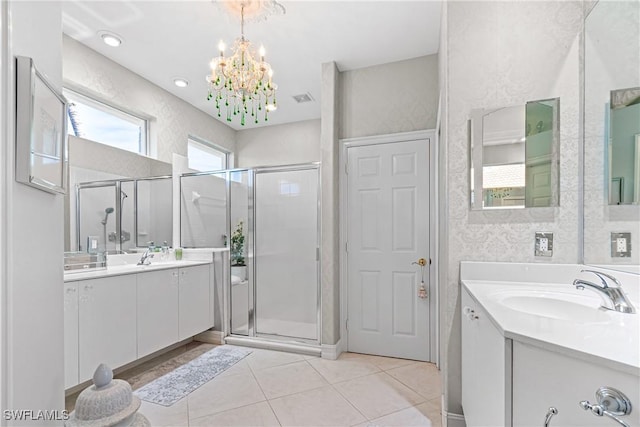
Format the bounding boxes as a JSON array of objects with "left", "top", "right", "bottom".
[
  {"left": 608, "top": 87, "right": 640, "bottom": 205},
  {"left": 469, "top": 98, "right": 560, "bottom": 210},
  {"left": 583, "top": 0, "right": 640, "bottom": 269},
  {"left": 15, "top": 56, "right": 68, "bottom": 195}
]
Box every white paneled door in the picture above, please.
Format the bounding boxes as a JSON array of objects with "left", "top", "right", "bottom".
[{"left": 346, "top": 138, "right": 430, "bottom": 361}]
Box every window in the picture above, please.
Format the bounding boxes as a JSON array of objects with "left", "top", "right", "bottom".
[
  {"left": 64, "top": 88, "right": 148, "bottom": 155},
  {"left": 187, "top": 137, "right": 229, "bottom": 172}
]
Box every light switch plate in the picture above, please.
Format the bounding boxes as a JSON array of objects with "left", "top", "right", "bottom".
[
  {"left": 535, "top": 232, "right": 553, "bottom": 257},
  {"left": 611, "top": 232, "right": 631, "bottom": 257}
]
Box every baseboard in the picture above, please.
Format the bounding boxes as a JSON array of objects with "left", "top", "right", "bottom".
[
  {"left": 224, "top": 336, "right": 321, "bottom": 357},
  {"left": 194, "top": 330, "right": 225, "bottom": 345},
  {"left": 445, "top": 411, "right": 466, "bottom": 427},
  {"left": 321, "top": 339, "right": 344, "bottom": 360}
]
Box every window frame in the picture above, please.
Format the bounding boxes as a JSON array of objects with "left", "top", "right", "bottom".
[
  {"left": 63, "top": 86, "right": 151, "bottom": 156},
  {"left": 187, "top": 135, "right": 231, "bottom": 172}
]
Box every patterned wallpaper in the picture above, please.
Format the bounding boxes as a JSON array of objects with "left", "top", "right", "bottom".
[
  {"left": 339, "top": 55, "right": 439, "bottom": 140},
  {"left": 583, "top": 0, "right": 640, "bottom": 265},
  {"left": 441, "top": 0, "right": 583, "bottom": 415},
  {"left": 62, "top": 35, "right": 236, "bottom": 165},
  {"left": 236, "top": 119, "right": 321, "bottom": 168}
]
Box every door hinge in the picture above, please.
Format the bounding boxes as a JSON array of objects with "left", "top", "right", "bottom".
[
  {"left": 346, "top": 319, "right": 349, "bottom": 331},
  {"left": 345, "top": 241, "right": 348, "bottom": 253},
  {"left": 345, "top": 161, "right": 348, "bottom": 175}
]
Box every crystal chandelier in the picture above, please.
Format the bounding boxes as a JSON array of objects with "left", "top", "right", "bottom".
[{"left": 207, "top": 2, "right": 277, "bottom": 126}]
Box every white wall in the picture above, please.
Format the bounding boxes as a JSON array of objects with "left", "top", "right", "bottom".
[
  {"left": 236, "top": 119, "right": 321, "bottom": 168},
  {"left": 440, "top": 0, "right": 582, "bottom": 417},
  {"left": 5, "top": 1, "right": 65, "bottom": 422},
  {"left": 62, "top": 35, "right": 236, "bottom": 164},
  {"left": 340, "top": 55, "right": 439, "bottom": 139}
]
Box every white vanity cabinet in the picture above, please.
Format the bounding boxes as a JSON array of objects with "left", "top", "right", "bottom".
[
  {"left": 178, "top": 265, "right": 211, "bottom": 340},
  {"left": 64, "top": 261, "right": 214, "bottom": 389},
  {"left": 137, "top": 268, "right": 180, "bottom": 358},
  {"left": 63, "top": 282, "right": 79, "bottom": 389},
  {"left": 78, "top": 275, "right": 137, "bottom": 383},
  {"left": 512, "top": 341, "right": 640, "bottom": 426},
  {"left": 461, "top": 287, "right": 510, "bottom": 427}
]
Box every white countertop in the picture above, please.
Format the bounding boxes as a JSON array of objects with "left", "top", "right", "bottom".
[
  {"left": 64, "top": 260, "right": 212, "bottom": 282},
  {"left": 461, "top": 262, "right": 640, "bottom": 376}
]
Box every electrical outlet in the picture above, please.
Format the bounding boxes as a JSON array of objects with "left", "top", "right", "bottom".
[
  {"left": 611, "top": 232, "right": 631, "bottom": 257},
  {"left": 535, "top": 232, "right": 553, "bottom": 257},
  {"left": 539, "top": 237, "right": 549, "bottom": 252}
]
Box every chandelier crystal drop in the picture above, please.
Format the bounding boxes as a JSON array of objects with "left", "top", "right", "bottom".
[{"left": 206, "top": 3, "right": 277, "bottom": 126}]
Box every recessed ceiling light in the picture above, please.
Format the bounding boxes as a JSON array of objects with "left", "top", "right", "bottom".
[
  {"left": 99, "top": 31, "right": 122, "bottom": 47},
  {"left": 174, "top": 78, "right": 189, "bottom": 88}
]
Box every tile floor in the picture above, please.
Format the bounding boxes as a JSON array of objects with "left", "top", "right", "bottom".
[{"left": 69, "top": 343, "right": 442, "bottom": 427}]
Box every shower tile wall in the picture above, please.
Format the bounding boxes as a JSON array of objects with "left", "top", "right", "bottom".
[{"left": 441, "top": 0, "right": 583, "bottom": 414}]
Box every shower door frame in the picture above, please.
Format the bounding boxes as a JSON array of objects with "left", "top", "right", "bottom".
[
  {"left": 227, "top": 162, "right": 322, "bottom": 346},
  {"left": 76, "top": 175, "right": 172, "bottom": 253},
  {"left": 76, "top": 180, "right": 121, "bottom": 253}
]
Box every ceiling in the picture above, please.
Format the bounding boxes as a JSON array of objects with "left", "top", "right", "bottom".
[{"left": 62, "top": 1, "right": 442, "bottom": 131}]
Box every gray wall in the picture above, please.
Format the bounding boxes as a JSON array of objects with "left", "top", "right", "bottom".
[
  {"left": 236, "top": 119, "right": 321, "bottom": 168},
  {"left": 340, "top": 55, "right": 439, "bottom": 139},
  {"left": 440, "top": 0, "right": 583, "bottom": 416},
  {"left": 4, "top": 0, "right": 66, "bottom": 419}
]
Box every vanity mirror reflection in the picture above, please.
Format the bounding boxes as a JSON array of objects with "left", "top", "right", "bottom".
[
  {"left": 64, "top": 135, "right": 174, "bottom": 254},
  {"left": 583, "top": 0, "right": 640, "bottom": 268},
  {"left": 469, "top": 98, "right": 560, "bottom": 210},
  {"left": 608, "top": 87, "right": 640, "bottom": 205}
]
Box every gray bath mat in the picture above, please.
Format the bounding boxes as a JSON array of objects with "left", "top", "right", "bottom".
[{"left": 134, "top": 345, "right": 251, "bottom": 406}]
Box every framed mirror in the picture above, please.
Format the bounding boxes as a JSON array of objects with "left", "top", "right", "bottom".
[
  {"left": 15, "top": 56, "right": 68, "bottom": 194},
  {"left": 469, "top": 98, "right": 560, "bottom": 210},
  {"left": 608, "top": 87, "right": 640, "bottom": 205},
  {"left": 583, "top": 0, "right": 640, "bottom": 268}
]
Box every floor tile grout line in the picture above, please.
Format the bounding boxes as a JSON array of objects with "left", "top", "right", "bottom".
[
  {"left": 328, "top": 381, "right": 371, "bottom": 422},
  {"left": 384, "top": 368, "right": 442, "bottom": 402},
  {"left": 264, "top": 396, "right": 284, "bottom": 426},
  {"left": 332, "top": 371, "right": 430, "bottom": 420},
  {"left": 189, "top": 399, "right": 281, "bottom": 426}
]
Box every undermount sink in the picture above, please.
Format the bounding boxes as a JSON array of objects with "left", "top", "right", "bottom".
[{"left": 493, "top": 289, "right": 611, "bottom": 323}]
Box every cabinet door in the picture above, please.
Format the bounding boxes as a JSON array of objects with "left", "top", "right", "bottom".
[
  {"left": 179, "top": 265, "right": 212, "bottom": 340},
  {"left": 64, "top": 283, "right": 79, "bottom": 389},
  {"left": 137, "top": 269, "right": 179, "bottom": 358},
  {"left": 79, "top": 275, "right": 137, "bottom": 382},
  {"left": 461, "top": 287, "right": 510, "bottom": 427},
  {"left": 513, "top": 341, "right": 640, "bottom": 426}
]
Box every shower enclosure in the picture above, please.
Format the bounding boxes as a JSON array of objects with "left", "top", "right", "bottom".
[
  {"left": 76, "top": 176, "right": 172, "bottom": 253},
  {"left": 180, "top": 163, "right": 321, "bottom": 346}
]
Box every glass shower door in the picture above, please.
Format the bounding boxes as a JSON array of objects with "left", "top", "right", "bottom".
[{"left": 254, "top": 166, "right": 319, "bottom": 342}]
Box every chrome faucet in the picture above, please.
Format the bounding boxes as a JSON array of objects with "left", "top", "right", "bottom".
[
  {"left": 573, "top": 269, "right": 636, "bottom": 314},
  {"left": 137, "top": 249, "right": 154, "bottom": 266}
]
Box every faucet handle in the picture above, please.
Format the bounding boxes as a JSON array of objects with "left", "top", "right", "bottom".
[{"left": 580, "top": 269, "right": 622, "bottom": 288}]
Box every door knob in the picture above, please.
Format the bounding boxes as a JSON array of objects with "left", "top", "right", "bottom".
[{"left": 414, "top": 258, "right": 427, "bottom": 266}]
